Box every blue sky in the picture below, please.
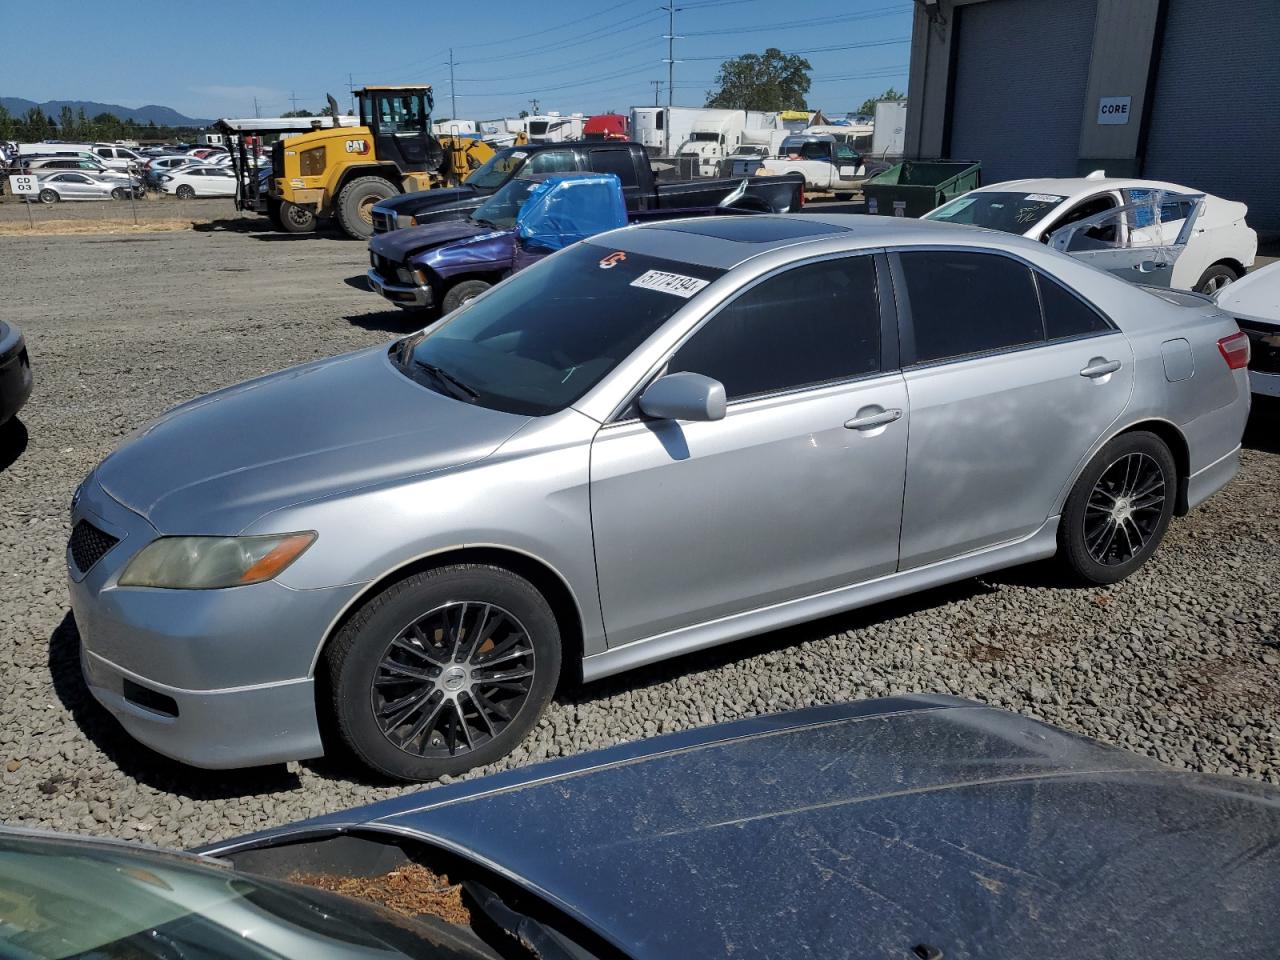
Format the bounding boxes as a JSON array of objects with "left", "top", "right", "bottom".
[{"left": 0, "top": 0, "right": 912, "bottom": 121}]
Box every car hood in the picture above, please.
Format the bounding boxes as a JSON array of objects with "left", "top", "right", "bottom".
[
  {"left": 96, "top": 345, "right": 529, "bottom": 534},
  {"left": 368, "top": 220, "right": 496, "bottom": 262},
  {"left": 1216, "top": 260, "right": 1280, "bottom": 327},
  {"left": 201, "top": 696, "right": 1280, "bottom": 960},
  {"left": 372, "top": 185, "right": 482, "bottom": 217}
]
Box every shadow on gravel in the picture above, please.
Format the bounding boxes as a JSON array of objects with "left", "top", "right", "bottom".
[
  {"left": 48, "top": 611, "right": 301, "bottom": 799},
  {"left": 1243, "top": 396, "right": 1280, "bottom": 454},
  {"left": 346, "top": 310, "right": 429, "bottom": 334},
  {"left": 0, "top": 418, "right": 28, "bottom": 472},
  {"left": 561, "top": 577, "right": 998, "bottom": 705},
  {"left": 193, "top": 218, "right": 339, "bottom": 241},
  {"left": 343, "top": 275, "right": 370, "bottom": 291}
]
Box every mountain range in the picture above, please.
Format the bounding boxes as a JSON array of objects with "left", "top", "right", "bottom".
[{"left": 0, "top": 97, "right": 212, "bottom": 128}]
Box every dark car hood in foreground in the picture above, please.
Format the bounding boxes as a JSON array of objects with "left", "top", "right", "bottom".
[
  {"left": 369, "top": 219, "right": 493, "bottom": 263},
  {"left": 201, "top": 695, "right": 1280, "bottom": 959},
  {"left": 96, "top": 346, "right": 529, "bottom": 534}
]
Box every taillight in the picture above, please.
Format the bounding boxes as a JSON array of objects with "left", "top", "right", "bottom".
[{"left": 1217, "top": 330, "right": 1250, "bottom": 369}]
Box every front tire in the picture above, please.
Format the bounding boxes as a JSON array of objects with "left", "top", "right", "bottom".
[
  {"left": 326, "top": 564, "right": 561, "bottom": 781},
  {"left": 175, "top": 184, "right": 195, "bottom": 200},
  {"left": 335, "top": 176, "right": 398, "bottom": 240},
  {"left": 442, "top": 279, "right": 492, "bottom": 314},
  {"left": 1194, "top": 263, "right": 1240, "bottom": 295},
  {"left": 111, "top": 187, "right": 126, "bottom": 200},
  {"left": 277, "top": 200, "right": 317, "bottom": 233},
  {"left": 1059, "top": 431, "right": 1177, "bottom": 585}
]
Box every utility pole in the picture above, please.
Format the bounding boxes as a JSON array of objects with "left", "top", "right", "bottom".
[
  {"left": 448, "top": 48, "right": 458, "bottom": 119},
  {"left": 528, "top": 98, "right": 541, "bottom": 115},
  {"left": 288, "top": 91, "right": 301, "bottom": 113},
  {"left": 253, "top": 96, "right": 260, "bottom": 118},
  {"left": 661, "top": 2, "right": 682, "bottom": 155},
  {"left": 348, "top": 73, "right": 355, "bottom": 115},
  {"left": 650, "top": 79, "right": 663, "bottom": 106}
]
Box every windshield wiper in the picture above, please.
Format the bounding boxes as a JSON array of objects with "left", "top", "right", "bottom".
[
  {"left": 463, "top": 881, "right": 606, "bottom": 960},
  {"left": 412, "top": 359, "right": 479, "bottom": 402},
  {"left": 472, "top": 216, "right": 497, "bottom": 228}
]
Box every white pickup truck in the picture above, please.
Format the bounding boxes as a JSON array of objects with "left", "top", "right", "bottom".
[{"left": 754, "top": 134, "right": 867, "bottom": 197}]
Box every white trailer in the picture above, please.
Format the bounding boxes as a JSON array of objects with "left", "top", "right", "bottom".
[
  {"left": 525, "top": 113, "right": 584, "bottom": 143},
  {"left": 632, "top": 106, "right": 774, "bottom": 158},
  {"left": 871, "top": 100, "right": 908, "bottom": 159}
]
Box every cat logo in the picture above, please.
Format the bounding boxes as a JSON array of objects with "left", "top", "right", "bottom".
[
  {"left": 344, "top": 139, "right": 370, "bottom": 155},
  {"left": 599, "top": 251, "right": 627, "bottom": 269}
]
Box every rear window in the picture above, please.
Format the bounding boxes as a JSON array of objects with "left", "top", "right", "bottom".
[{"left": 403, "top": 244, "right": 724, "bottom": 416}]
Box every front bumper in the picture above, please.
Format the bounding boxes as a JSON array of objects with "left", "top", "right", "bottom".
[
  {"left": 367, "top": 269, "right": 434, "bottom": 309},
  {"left": 67, "top": 473, "right": 364, "bottom": 769},
  {"left": 0, "top": 324, "right": 33, "bottom": 425}
]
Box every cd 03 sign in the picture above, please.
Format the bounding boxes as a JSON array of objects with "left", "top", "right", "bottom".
[
  {"left": 8, "top": 174, "right": 38, "bottom": 195},
  {"left": 1097, "top": 96, "right": 1132, "bottom": 125}
]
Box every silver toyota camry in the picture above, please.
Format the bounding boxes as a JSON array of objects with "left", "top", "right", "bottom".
[{"left": 67, "top": 215, "right": 1251, "bottom": 780}]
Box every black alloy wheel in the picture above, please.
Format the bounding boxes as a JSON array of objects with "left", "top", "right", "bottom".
[
  {"left": 371, "top": 601, "right": 536, "bottom": 758},
  {"left": 1083, "top": 452, "right": 1166, "bottom": 566}
]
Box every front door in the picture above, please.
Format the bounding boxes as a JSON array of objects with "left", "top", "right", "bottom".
[
  {"left": 590, "top": 254, "right": 909, "bottom": 647},
  {"left": 892, "top": 249, "right": 1134, "bottom": 568}
]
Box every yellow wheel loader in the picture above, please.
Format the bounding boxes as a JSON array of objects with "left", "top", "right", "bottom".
[{"left": 261, "top": 86, "right": 495, "bottom": 240}]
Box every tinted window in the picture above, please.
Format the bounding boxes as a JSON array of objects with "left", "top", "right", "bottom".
[
  {"left": 1037, "top": 273, "right": 1110, "bottom": 340},
  {"left": 405, "top": 244, "right": 724, "bottom": 416},
  {"left": 588, "top": 149, "right": 637, "bottom": 186},
  {"left": 899, "top": 251, "right": 1042, "bottom": 363},
  {"left": 525, "top": 149, "right": 577, "bottom": 174},
  {"left": 668, "top": 256, "right": 880, "bottom": 401},
  {"left": 1049, "top": 194, "right": 1118, "bottom": 243}
]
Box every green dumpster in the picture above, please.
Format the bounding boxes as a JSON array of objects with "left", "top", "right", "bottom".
[{"left": 862, "top": 160, "right": 982, "bottom": 218}]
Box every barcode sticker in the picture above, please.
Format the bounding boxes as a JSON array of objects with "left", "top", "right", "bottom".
[{"left": 630, "top": 270, "right": 710, "bottom": 298}]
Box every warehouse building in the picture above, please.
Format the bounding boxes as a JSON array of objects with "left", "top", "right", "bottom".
[{"left": 903, "top": 0, "right": 1280, "bottom": 235}]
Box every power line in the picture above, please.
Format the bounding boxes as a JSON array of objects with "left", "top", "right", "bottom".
[
  {"left": 681, "top": 36, "right": 910, "bottom": 61},
  {"left": 681, "top": 3, "right": 907, "bottom": 37}
]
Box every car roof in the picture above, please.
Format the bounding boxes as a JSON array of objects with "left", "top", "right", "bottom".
[
  {"left": 975, "top": 174, "right": 1206, "bottom": 201},
  {"left": 590, "top": 213, "right": 1023, "bottom": 270}
]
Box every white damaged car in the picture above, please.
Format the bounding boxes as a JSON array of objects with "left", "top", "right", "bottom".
[
  {"left": 1215, "top": 260, "right": 1280, "bottom": 398},
  {"left": 925, "top": 172, "right": 1257, "bottom": 294}
]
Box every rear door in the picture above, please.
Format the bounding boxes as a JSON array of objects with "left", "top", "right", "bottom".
[
  {"left": 585, "top": 147, "right": 648, "bottom": 210},
  {"left": 590, "top": 254, "right": 908, "bottom": 646},
  {"left": 1047, "top": 193, "right": 1203, "bottom": 288},
  {"left": 892, "top": 248, "right": 1133, "bottom": 568}
]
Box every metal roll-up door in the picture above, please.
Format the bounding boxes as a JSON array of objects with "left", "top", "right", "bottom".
[
  {"left": 1143, "top": 0, "right": 1280, "bottom": 233},
  {"left": 947, "top": 0, "right": 1098, "bottom": 183}
]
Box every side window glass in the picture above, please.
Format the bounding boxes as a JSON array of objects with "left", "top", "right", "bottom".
[
  {"left": 1036, "top": 273, "right": 1111, "bottom": 340},
  {"left": 899, "top": 251, "right": 1043, "bottom": 363},
  {"left": 526, "top": 150, "right": 577, "bottom": 174},
  {"left": 96, "top": 148, "right": 111, "bottom": 158},
  {"left": 667, "top": 257, "right": 881, "bottom": 402},
  {"left": 588, "top": 150, "right": 637, "bottom": 186},
  {"left": 1047, "top": 194, "right": 1117, "bottom": 243}
]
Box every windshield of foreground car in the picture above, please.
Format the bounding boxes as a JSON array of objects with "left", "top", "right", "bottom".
[
  {"left": 402, "top": 242, "right": 725, "bottom": 416},
  {"left": 471, "top": 177, "right": 539, "bottom": 229},
  {"left": 0, "top": 833, "right": 490, "bottom": 959},
  {"left": 925, "top": 191, "right": 1066, "bottom": 233},
  {"left": 464, "top": 148, "right": 525, "bottom": 190}
]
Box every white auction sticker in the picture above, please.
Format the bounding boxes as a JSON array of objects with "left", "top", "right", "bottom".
[
  {"left": 1024, "top": 194, "right": 1064, "bottom": 203},
  {"left": 630, "top": 270, "right": 709, "bottom": 298}
]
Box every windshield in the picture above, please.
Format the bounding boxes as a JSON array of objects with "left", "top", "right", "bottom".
[
  {"left": 527, "top": 122, "right": 549, "bottom": 135},
  {"left": 0, "top": 834, "right": 487, "bottom": 959},
  {"left": 471, "top": 177, "right": 539, "bottom": 229},
  {"left": 401, "top": 243, "right": 725, "bottom": 416},
  {"left": 690, "top": 132, "right": 720, "bottom": 142},
  {"left": 464, "top": 148, "right": 526, "bottom": 190},
  {"left": 926, "top": 191, "right": 1066, "bottom": 233}
]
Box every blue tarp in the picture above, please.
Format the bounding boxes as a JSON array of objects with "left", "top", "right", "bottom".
[{"left": 515, "top": 173, "right": 627, "bottom": 252}]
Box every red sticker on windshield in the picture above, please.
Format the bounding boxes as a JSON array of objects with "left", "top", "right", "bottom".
[{"left": 599, "top": 251, "right": 627, "bottom": 269}]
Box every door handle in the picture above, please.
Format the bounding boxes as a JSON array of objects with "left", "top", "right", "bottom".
[
  {"left": 1080, "top": 359, "right": 1122, "bottom": 379},
  {"left": 844, "top": 408, "right": 903, "bottom": 430},
  {"left": 1133, "top": 260, "right": 1169, "bottom": 272}
]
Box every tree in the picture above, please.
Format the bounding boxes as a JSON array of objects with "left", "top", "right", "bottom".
[
  {"left": 518, "top": 109, "right": 529, "bottom": 119},
  {"left": 0, "top": 103, "right": 12, "bottom": 141},
  {"left": 282, "top": 109, "right": 315, "bottom": 118},
  {"left": 59, "top": 106, "right": 76, "bottom": 139},
  {"left": 856, "top": 87, "right": 905, "bottom": 117},
  {"left": 706, "top": 48, "right": 811, "bottom": 111}
]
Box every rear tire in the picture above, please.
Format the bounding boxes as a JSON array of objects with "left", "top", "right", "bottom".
[
  {"left": 1059, "top": 431, "right": 1177, "bottom": 585},
  {"left": 175, "top": 184, "right": 195, "bottom": 200},
  {"left": 1194, "top": 262, "right": 1240, "bottom": 295},
  {"left": 266, "top": 197, "right": 285, "bottom": 230},
  {"left": 277, "top": 200, "right": 316, "bottom": 233},
  {"left": 441, "top": 279, "right": 492, "bottom": 314},
  {"left": 38, "top": 189, "right": 58, "bottom": 204},
  {"left": 335, "top": 176, "right": 399, "bottom": 240},
  {"left": 325, "top": 564, "right": 561, "bottom": 781}
]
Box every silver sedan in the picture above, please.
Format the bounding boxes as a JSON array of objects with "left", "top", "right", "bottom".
[
  {"left": 68, "top": 215, "right": 1251, "bottom": 780},
  {"left": 35, "top": 171, "right": 138, "bottom": 203}
]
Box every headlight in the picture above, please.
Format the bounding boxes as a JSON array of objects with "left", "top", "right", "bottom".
[
  {"left": 397, "top": 213, "right": 418, "bottom": 228},
  {"left": 118, "top": 532, "right": 316, "bottom": 589},
  {"left": 159, "top": 174, "right": 173, "bottom": 182}
]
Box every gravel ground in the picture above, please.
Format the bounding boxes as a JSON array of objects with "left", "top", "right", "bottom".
[{"left": 0, "top": 223, "right": 1277, "bottom": 851}]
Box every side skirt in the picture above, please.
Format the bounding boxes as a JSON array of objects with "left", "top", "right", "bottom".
[{"left": 582, "top": 518, "right": 1061, "bottom": 683}]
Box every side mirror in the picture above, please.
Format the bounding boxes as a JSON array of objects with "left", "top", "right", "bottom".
[{"left": 639, "top": 372, "right": 726, "bottom": 422}]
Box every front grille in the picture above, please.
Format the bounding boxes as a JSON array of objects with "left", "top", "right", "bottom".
[
  {"left": 372, "top": 210, "right": 395, "bottom": 234},
  {"left": 371, "top": 252, "right": 401, "bottom": 279},
  {"left": 69, "top": 520, "right": 119, "bottom": 574},
  {"left": 1238, "top": 321, "right": 1280, "bottom": 375}
]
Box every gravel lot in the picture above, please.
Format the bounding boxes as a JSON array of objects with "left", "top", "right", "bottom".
[{"left": 0, "top": 219, "right": 1277, "bottom": 850}]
